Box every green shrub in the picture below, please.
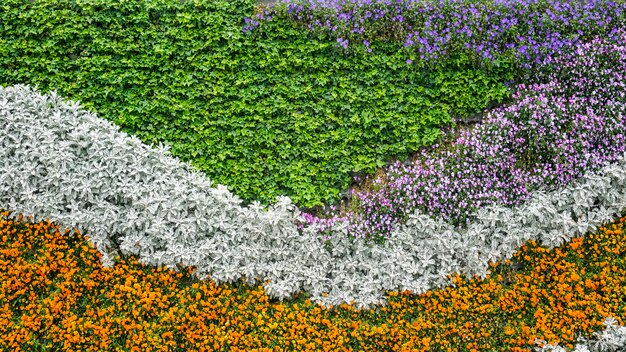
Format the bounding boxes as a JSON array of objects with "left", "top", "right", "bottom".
[{"left": 0, "top": 0, "right": 513, "bottom": 207}]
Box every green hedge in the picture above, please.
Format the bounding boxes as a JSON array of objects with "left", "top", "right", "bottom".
[{"left": 0, "top": 0, "right": 513, "bottom": 207}]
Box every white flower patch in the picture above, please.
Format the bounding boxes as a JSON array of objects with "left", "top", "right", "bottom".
[{"left": 2, "top": 84, "right": 626, "bottom": 309}]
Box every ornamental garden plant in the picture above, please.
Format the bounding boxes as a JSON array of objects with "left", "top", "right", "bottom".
[
  {"left": 1, "top": 213, "right": 626, "bottom": 350},
  {"left": 0, "top": 0, "right": 513, "bottom": 208},
  {"left": 305, "top": 31, "right": 626, "bottom": 242},
  {"left": 249, "top": 0, "right": 625, "bottom": 69},
  {"left": 2, "top": 0, "right": 626, "bottom": 351}
]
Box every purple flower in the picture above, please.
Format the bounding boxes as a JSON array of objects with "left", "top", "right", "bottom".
[
  {"left": 247, "top": 0, "right": 626, "bottom": 67},
  {"left": 303, "top": 32, "right": 626, "bottom": 240}
]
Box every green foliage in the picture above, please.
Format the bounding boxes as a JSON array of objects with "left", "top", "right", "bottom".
[{"left": 0, "top": 0, "right": 513, "bottom": 208}]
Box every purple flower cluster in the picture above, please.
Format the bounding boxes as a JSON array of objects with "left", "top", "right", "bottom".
[
  {"left": 243, "top": 17, "right": 260, "bottom": 33},
  {"left": 248, "top": 0, "right": 626, "bottom": 68},
  {"left": 305, "top": 32, "right": 626, "bottom": 240}
]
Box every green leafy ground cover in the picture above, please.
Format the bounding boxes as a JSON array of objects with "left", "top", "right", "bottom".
[{"left": 0, "top": 0, "right": 513, "bottom": 208}]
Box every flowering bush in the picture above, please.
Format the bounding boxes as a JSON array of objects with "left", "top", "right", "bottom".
[
  {"left": 249, "top": 0, "right": 626, "bottom": 69},
  {"left": 305, "top": 31, "right": 626, "bottom": 241}
]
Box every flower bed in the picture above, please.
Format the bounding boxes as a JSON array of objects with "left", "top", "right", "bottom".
[
  {"left": 0, "top": 0, "right": 513, "bottom": 208},
  {"left": 3, "top": 1, "right": 626, "bottom": 351},
  {"left": 305, "top": 31, "right": 626, "bottom": 241},
  {"left": 250, "top": 0, "right": 626, "bottom": 69},
  {"left": 2, "top": 83, "right": 626, "bottom": 309},
  {"left": 1, "top": 212, "right": 625, "bottom": 351}
]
